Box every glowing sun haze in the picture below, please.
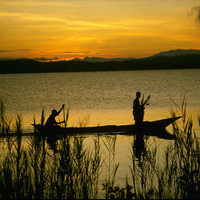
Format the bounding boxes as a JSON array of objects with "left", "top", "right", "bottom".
[{"left": 0, "top": 0, "right": 200, "bottom": 61}]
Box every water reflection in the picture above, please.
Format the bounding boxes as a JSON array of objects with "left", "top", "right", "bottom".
[
  {"left": 134, "top": 133, "right": 146, "bottom": 163},
  {"left": 46, "top": 134, "right": 59, "bottom": 153},
  {"left": 1, "top": 70, "right": 200, "bottom": 132}
]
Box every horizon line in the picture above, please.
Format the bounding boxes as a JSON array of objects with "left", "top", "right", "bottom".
[{"left": 0, "top": 48, "right": 200, "bottom": 62}]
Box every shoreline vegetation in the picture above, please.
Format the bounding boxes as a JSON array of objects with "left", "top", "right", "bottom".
[
  {"left": 0, "top": 54, "right": 200, "bottom": 74},
  {"left": 0, "top": 98, "right": 200, "bottom": 199}
]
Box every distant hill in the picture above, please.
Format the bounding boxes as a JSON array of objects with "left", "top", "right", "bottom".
[
  {"left": 0, "top": 50, "right": 200, "bottom": 74},
  {"left": 71, "top": 57, "right": 134, "bottom": 62},
  {"left": 153, "top": 49, "right": 200, "bottom": 57},
  {"left": 70, "top": 49, "right": 200, "bottom": 62}
]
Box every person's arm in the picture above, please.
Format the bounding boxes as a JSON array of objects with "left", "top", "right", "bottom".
[
  {"left": 57, "top": 104, "right": 65, "bottom": 115},
  {"left": 56, "top": 121, "right": 65, "bottom": 125}
]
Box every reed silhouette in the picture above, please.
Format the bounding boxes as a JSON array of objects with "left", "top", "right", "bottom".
[{"left": 0, "top": 98, "right": 200, "bottom": 199}]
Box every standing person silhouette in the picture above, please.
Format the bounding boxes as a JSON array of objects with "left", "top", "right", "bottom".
[{"left": 133, "top": 92, "right": 144, "bottom": 125}]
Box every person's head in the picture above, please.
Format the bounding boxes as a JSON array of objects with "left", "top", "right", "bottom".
[
  {"left": 51, "top": 109, "right": 58, "bottom": 116},
  {"left": 136, "top": 91, "right": 141, "bottom": 98}
]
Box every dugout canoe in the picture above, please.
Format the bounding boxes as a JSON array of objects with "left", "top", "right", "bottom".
[{"left": 32, "top": 116, "right": 181, "bottom": 139}]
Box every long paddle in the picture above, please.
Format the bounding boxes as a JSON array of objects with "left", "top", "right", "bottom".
[{"left": 141, "top": 94, "right": 151, "bottom": 107}]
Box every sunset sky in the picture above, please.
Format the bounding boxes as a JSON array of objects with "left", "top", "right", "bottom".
[{"left": 0, "top": 0, "right": 200, "bottom": 61}]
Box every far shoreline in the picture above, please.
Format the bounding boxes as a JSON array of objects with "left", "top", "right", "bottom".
[{"left": 0, "top": 54, "right": 200, "bottom": 74}]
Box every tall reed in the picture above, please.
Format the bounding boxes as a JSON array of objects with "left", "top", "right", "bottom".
[
  {"left": 100, "top": 97, "right": 200, "bottom": 199},
  {"left": 0, "top": 99, "right": 12, "bottom": 134},
  {"left": 40, "top": 109, "right": 45, "bottom": 126},
  {"left": 0, "top": 98, "right": 200, "bottom": 199},
  {"left": 126, "top": 97, "right": 200, "bottom": 199},
  {"left": 62, "top": 106, "right": 69, "bottom": 128},
  {"left": 102, "top": 135, "right": 125, "bottom": 199},
  {"left": 0, "top": 107, "right": 102, "bottom": 199}
]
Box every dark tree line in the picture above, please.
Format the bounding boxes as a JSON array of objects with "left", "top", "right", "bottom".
[{"left": 0, "top": 54, "right": 200, "bottom": 74}]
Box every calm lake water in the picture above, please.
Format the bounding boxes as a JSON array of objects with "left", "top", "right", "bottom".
[
  {"left": 1, "top": 69, "right": 200, "bottom": 198},
  {"left": 1, "top": 69, "right": 200, "bottom": 131}
]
